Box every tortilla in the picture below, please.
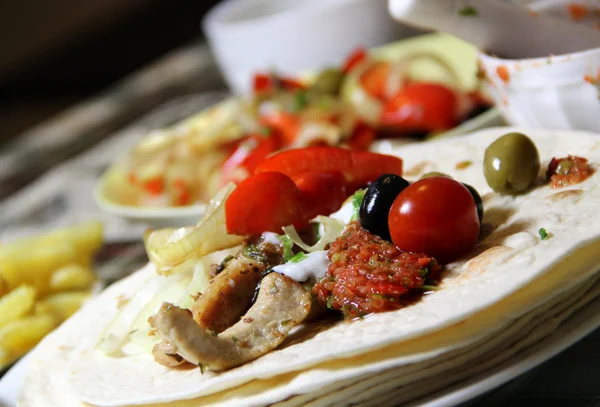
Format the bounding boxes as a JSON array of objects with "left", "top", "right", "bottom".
[{"left": 19, "top": 127, "right": 600, "bottom": 406}]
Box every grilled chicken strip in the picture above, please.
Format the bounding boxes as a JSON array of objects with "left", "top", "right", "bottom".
[
  {"left": 151, "top": 341, "right": 187, "bottom": 367},
  {"left": 191, "top": 256, "right": 264, "bottom": 334},
  {"left": 150, "top": 272, "right": 312, "bottom": 371}
]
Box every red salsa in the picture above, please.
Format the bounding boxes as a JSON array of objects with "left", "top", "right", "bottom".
[
  {"left": 546, "top": 155, "right": 593, "bottom": 188},
  {"left": 313, "top": 222, "right": 441, "bottom": 319}
]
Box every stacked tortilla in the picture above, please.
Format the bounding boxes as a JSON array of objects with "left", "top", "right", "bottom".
[{"left": 19, "top": 128, "right": 600, "bottom": 407}]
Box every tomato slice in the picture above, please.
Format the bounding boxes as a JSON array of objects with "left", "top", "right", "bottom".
[
  {"left": 252, "top": 73, "right": 273, "bottom": 93},
  {"left": 221, "top": 133, "right": 282, "bottom": 185},
  {"left": 225, "top": 172, "right": 304, "bottom": 235},
  {"left": 348, "top": 122, "right": 376, "bottom": 150},
  {"left": 380, "top": 83, "right": 459, "bottom": 133},
  {"left": 292, "top": 172, "right": 348, "bottom": 221},
  {"left": 388, "top": 177, "right": 480, "bottom": 264},
  {"left": 260, "top": 112, "right": 301, "bottom": 146},
  {"left": 343, "top": 47, "right": 368, "bottom": 73},
  {"left": 255, "top": 147, "right": 403, "bottom": 192},
  {"left": 252, "top": 73, "right": 305, "bottom": 93},
  {"left": 359, "top": 61, "right": 391, "bottom": 100}
]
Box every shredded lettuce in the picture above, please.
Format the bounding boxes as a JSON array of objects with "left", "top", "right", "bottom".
[{"left": 350, "top": 189, "right": 366, "bottom": 221}]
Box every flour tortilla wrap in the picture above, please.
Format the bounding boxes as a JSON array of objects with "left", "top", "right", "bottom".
[{"left": 19, "top": 127, "right": 600, "bottom": 406}]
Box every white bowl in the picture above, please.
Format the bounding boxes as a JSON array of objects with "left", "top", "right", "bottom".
[
  {"left": 202, "top": 0, "right": 421, "bottom": 95},
  {"left": 478, "top": 0, "right": 600, "bottom": 132}
]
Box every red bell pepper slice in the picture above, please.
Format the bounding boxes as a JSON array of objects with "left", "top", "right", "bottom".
[
  {"left": 348, "top": 122, "right": 376, "bottom": 151},
  {"left": 225, "top": 172, "right": 304, "bottom": 235},
  {"left": 292, "top": 172, "right": 347, "bottom": 221},
  {"left": 359, "top": 61, "right": 391, "bottom": 100},
  {"left": 220, "top": 133, "right": 282, "bottom": 185},
  {"left": 260, "top": 112, "right": 301, "bottom": 146},
  {"left": 343, "top": 47, "right": 368, "bottom": 73},
  {"left": 255, "top": 147, "right": 403, "bottom": 192}
]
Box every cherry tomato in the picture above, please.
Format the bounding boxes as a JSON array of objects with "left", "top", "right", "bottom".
[
  {"left": 388, "top": 177, "right": 480, "bottom": 264},
  {"left": 343, "top": 47, "right": 367, "bottom": 73},
  {"left": 348, "top": 122, "right": 376, "bottom": 150},
  {"left": 260, "top": 112, "right": 301, "bottom": 146},
  {"left": 292, "top": 172, "right": 347, "bottom": 220},
  {"left": 221, "top": 133, "right": 282, "bottom": 185},
  {"left": 255, "top": 147, "right": 403, "bottom": 192},
  {"left": 225, "top": 172, "right": 304, "bottom": 235},
  {"left": 360, "top": 61, "right": 391, "bottom": 100},
  {"left": 380, "top": 83, "right": 458, "bottom": 133}
]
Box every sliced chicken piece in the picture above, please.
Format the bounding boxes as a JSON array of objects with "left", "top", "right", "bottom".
[
  {"left": 150, "top": 272, "right": 312, "bottom": 371},
  {"left": 190, "top": 256, "right": 264, "bottom": 333},
  {"left": 152, "top": 340, "right": 188, "bottom": 367}
]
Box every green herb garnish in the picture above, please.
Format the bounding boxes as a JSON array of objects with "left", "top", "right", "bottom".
[
  {"left": 420, "top": 285, "right": 440, "bottom": 291},
  {"left": 350, "top": 189, "right": 366, "bottom": 221},
  {"left": 214, "top": 255, "right": 234, "bottom": 275},
  {"left": 539, "top": 228, "right": 549, "bottom": 240},
  {"left": 129, "top": 329, "right": 138, "bottom": 335},
  {"left": 458, "top": 5, "right": 478, "bottom": 16},
  {"left": 260, "top": 127, "right": 273, "bottom": 137},
  {"left": 289, "top": 252, "right": 307, "bottom": 263},
  {"left": 281, "top": 319, "right": 292, "bottom": 326},
  {"left": 243, "top": 243, "right": 267, "bottom": 263},
  {"left": 278, "top": 235, "right": 294, "bottom": 261},
  {"left": 293, "top": 90, "right": 308, "bottom": 112},
  {"left": 232, "top": 336, "right": 239, "bottom": 343}
]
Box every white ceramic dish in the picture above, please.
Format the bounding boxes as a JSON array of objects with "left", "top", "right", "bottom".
[
  {"left": 2, "top": 281, "right": 599, "bottom": 407},
  {"left": 478, "top": 0, "right": 600, "bottom": 132},
  {"left": 202, "top": 0, "right": 422, "bottom": 94}
]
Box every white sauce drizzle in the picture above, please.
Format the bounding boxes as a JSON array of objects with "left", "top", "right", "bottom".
[
  {"left": 272, "top": 251, "right": 330, "bottom": 282},
  {"left": 261, "top": 232, "right": 283, "bottom": 246}
]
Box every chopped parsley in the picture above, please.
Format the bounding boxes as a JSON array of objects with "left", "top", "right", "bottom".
[
  {"left": 458, "top": 5, "right": 478, "bottom": 16},
  {"left": 281, "top": 319, "right": 292, "bottom": 326},
  {"left": 289, "top": 252, "right": 307, "bottom": 263},
  {"left": 350, "top": 189, "right": 366, "bottom": 221},
  {"left": 129, "top": 329, "right": 138, "bottom": 335},
  {"left": 260, "top": 127, "right": 273, "bottom": 137},
  {"left": 419, "top": 285, "right": 440, "bottom": 291},
  {"left": 243, "top": 243, "right": 267, "bottom": 263},
  {"left": 278, "top": 235, "right": 294, "bottom": 261},
  {"left": 538, "top": 228, "right": 549, "bottom": 240},
  {"left": 232, "top": 336, "right": 239, "bottom": 343},
  {"left": 214, "top": 255, "right": 234, "bottom": 275},
  {"left": 293, "top": 90, "right": 308, "bottom": 112}
]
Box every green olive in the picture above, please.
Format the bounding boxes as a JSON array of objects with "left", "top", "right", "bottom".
[
  {"left": 311, "top": 68, "right": 345, "bottom": 95},
  {"left": 420, "top": 172, "right": 452, "bottom": 179},
  {"left": 483, "top": 132, "right": 540, "bottom": 194}
]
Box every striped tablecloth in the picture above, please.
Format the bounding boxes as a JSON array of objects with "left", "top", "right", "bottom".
[{"left": 0, "top": 38, "right": 598, "bottom": 407}]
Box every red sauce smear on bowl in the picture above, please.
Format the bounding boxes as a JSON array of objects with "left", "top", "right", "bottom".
[
  {"left": 313, "top": 222, "right": 441, "bottom": 320},
  {"left": 546, "top": 155, "right": 593, "bottom": 188},
  {"left": 567, "top": 3, "right": 588, "bottom": 21},
  {"left": 496, "top": 65, "right": 510, "bottom": 84}
]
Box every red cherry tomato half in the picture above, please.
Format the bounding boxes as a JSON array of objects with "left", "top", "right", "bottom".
[
  {"left": 225, "top": 172, "right": 304, "bottom": 236},
  {"left": 255, "top": 147, "right": 403, "bottom": 193},
  {"left": 380, "top": 83, "right": 459, "bottom": 133},
  {"left": 292, "top": 172, "right": 347, "bottom": 221},
  {"left": 388, "top": 177, "right": 480, "bottom": 264}
]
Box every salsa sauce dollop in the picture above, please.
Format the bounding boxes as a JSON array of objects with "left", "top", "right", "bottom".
[{"left": 313, "top": 222, "right": 441, "bottom": 319}]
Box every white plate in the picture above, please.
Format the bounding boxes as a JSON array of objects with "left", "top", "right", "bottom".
[{"left": 1, "top": 290, "right": 599, "bottom": 407}]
